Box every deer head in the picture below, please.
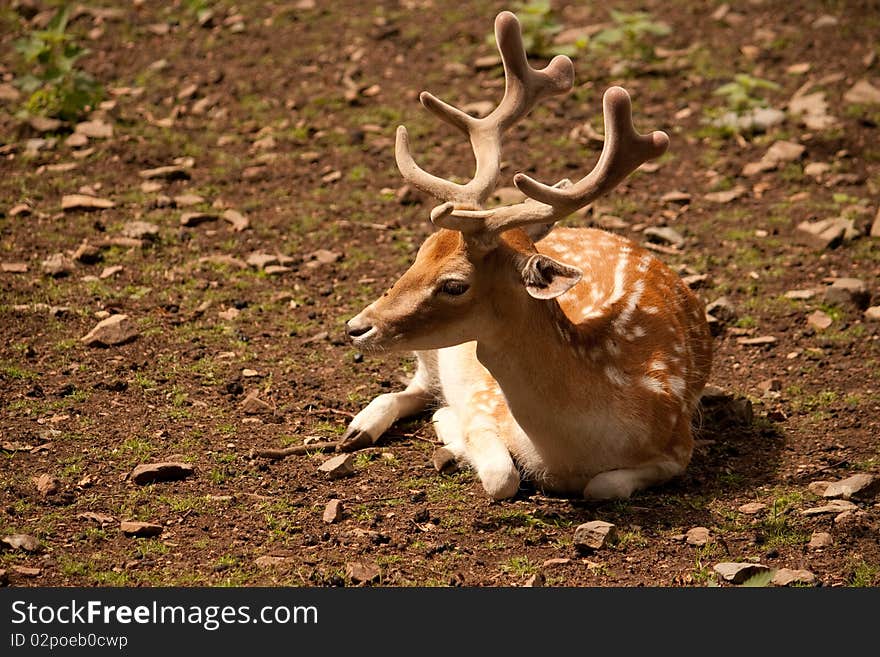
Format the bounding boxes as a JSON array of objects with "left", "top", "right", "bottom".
[{"left": 347, "top": 11, "right": 669, "bottom": 352}]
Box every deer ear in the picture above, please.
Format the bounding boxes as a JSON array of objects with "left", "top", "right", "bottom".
[{"left": 520, "top": 254, "right": 582, "bottom": 299}]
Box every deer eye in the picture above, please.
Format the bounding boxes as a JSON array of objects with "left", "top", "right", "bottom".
[{"left": 439, "top": 280, "right": 470, "bottom": 296}]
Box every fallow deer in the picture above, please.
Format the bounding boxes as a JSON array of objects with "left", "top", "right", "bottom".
[{"left": 342, "top": 11, "right": 713, "bottom": 500}]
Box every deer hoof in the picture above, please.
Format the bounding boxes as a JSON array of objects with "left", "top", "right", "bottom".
[
  {"left": 432, "top": 447, "right": 460, "bottom": 474},
  {"left": 337, "top": 428, "right": 374, "bottom": 452}
]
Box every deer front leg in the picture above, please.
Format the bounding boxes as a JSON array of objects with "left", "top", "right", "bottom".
[{"left": 339, "top": 351, "right": 437, "bottom": 451}]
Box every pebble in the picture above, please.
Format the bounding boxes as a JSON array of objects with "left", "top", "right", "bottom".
[
  {"left": 323, "top": 499, "right": 344, "bottom": 523},
  {"left": 742, "top": 140, "right": 805, "bottom": 176},
  {"left": 221, "top": 209, "right": 249, "bottom": 232},
  {"left": 255, "top": 555, "right": 289, "bottom": 568},
  {"left": 8, "top": 203, "right": 32, "bottom": 217},
  {"left": 120, "top": 521, "right": 163, "bottom": 537},
  {"left": 317, "top": 454, "right": 355, "bottom": 479},
  {"left": 75, "top": 120, "right": 113, "bottom": 139},
  {"left": 757, "top": 379, "right": 782, "bottom": 393},
  {"left": 2, "top": 262, "right": 29, "bottom": 273},
  {"left": 139, "top": 165, "right": 190, "bottom": 181},
  {"left": 1, "top": 534, "right": 41, "bottom": 552},
  {"left": 795, "top": 217, "right": 855, "bottom": 250},
  {"left": 822, "top": 278, "right": 869, "bottom": 309},
  {"left": 32, "top": 473, "right": 60, "bottom": 496},
  {"left": 738, "top": 502, "right": 767, "bottom": 514},
  {"left": 802, "top": 499, "right": 857, "bottom": 516},
  {"left": 80, "top": 314, "right": 139, "bottom": 347},
  {"left": 736, "top": 336, "right": 777, "bottom": 346},
  {"left": 843, "top": 79, "right": 880, "bottom": 105},
  {"left": 345, "top": 561, "right": 380, "bottom": 584},
  {"left": 643, "top": 226, "right": 685, "bottom": 248},
  {"left": 173, "top": 193, "right": 205, "bottom": 207},
  {"left": 180, "top": 212, "right": 218, "bottom": 227},
  {"left": 705, "top": 296, "right": 737, "bottom": 324},
  {"left": 573, "top": 521, "right": 616, "bottom": 551},
  {"left": 240, "top": 390, "right": 271, "bottom": 414},
  {"left": 865, "top": 306, "right": 880, "bottom": 322},
  {"left": 806, "top": 309, "right": 832, "bottom": 330},
  {"left": 41, "top": 253, "right": 74, "bottom": 277},
  {"left": 771, "top": 568, "right": 817, "bottom": 587},
  {"left": 713, "top": 562, "right": 770, "bottom": 584},
  {"left": 808, "top": 531, "right": 833, "bottom": 549},
  {"left": 99, "top": 265, "right": 123, "bottom": 279},
  {"left": 685, "top": 526, "right": 710, "bottom": 546},
  {"left": 821, "top": 474, "right": 876, "bottom": 500},
  {"left": 61, "top": 194, "right": 115, "bottom": 211},
  {"left": 130, "top": 462, "right": 194, "bottom": 485},
  {"left": 704, "top": 185, "right": 747, "bottom": 204},
  {"left": 120, "top": 221, "right": 159, "bottom": 240}
]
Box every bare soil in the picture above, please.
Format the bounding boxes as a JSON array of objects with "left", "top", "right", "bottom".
[{"left": 1, "top": 0, "right": 879, "bottom": 588}]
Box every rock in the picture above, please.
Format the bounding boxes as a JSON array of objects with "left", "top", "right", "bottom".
[
  {"left": 808, "top": 531, "right": 833, "bottom": 549},
  {"left": 784, "top": 289, "right": 818, "bottom": 300},
  {"left": 100, "top": 265, "right": 123, "bottom": 279},
  {"left": 1, "top": 534, "right": 41, "bottom": 552},
  {"left": 822, "top": 474, "right": 876, "bottom": 500},
  {"left": 685, "top": 526, "right": 710, "bottom": 546},
  {"left": 29, "top": 116, "right": 63, "bottom": 132},
  {"left": 661, "top": 190, "right": 691, "bottom": 204},
  {"left": 573, "top": 520, "right": 616, "bottom": 551},
  {"left": 264, "top": 265, "right": 291, "bottom": 275},
  {"left": 871, "top": 208, "right": 880, "bottom": 238},
  {"left": 81, "top": 314, "right": 139, "bottom": 347},
  {"left": 865, "top": 306, "right": 880, "bottom": 322},
  {"left": 0, "top": 569, "right": 6, "bottom": 586},
  {"left": 242, "top": 165, "right": 268, "bottom": 181},
  {"left": 173, "top": 193, "right": 205, "bottom": 207},
  {"left": 247, "top": 253, "right": 279, "bottom": 269},
  {"left": 73, "top": 241, "right": 102, "bottom": 264},
  {"left": 772, "top": 568, "right": 817, "bottom": 587},
  {"left": 643, "top": 226, "right": 685, "bottom": 248},
  {"left": 323, "top": 499, "right": 344, "bottom": 523},
  {"left": 822, "top": 278, "right": 869, "bottom": 309},
  {"left": 120, "top": 221, "right": 159, "bottom": 240},
  {"left": 0, "top": 82, "right": 21, "bottom": 102},
  {"left": 61, "top": 194, "right": 115, "bottom": 211},
  {"left": 11, "top": 566, "right": 41, "bottom": 578},
  {"left": 218, "top": 307, "right": 240, "bottom": 321},
  {"left": 41, "top": 253, "right": 74, "bottom": 277},
  {"left": 736, "top": 336, "right": 776, "bottom": 346},
  {"left": 75, "top": 120, "right": 113, "bottom": 139},
  {"left": 704, "top": 185, "right": 747, "bottom": 203},
  {"left": 712, "top": 107, "right": 784, "bottom": 134},
  {"left": 317, "top": 454, "right": 355, "bottom": 479},
  {"left": 812, "top": 14, "right": 838, "bottom": 28},
  {"left": 9, "top": 203, "right": 33, "bottom": 217},
  {"left": 524, "top": 573, "right": 545, "bottom": 587},
  {"left": 308, "top": 249, "right": 342, "bottom": 266},
  {"left": 795, "top": 217, "right": 853, "bottom": 249},
  {"left": 757, "top": 379, "right": 782, "bottom": 393},
  {"left": 844, "top": 79, "right": 880, "bottom": 105},
  {"left": 255, "top": 555, "right": 289, "bottom": 568},
  {"left": 66, "top": 132, "right": 89, "bottom": 148},
  {"left": 806, "top": 309, "right": 832, "bottom": 330},
  {"left": 705, "top": 296, "right": 737, "bottom": 324},
  {"left": 804, "top": 162, "right": 832, "bottom": 179},
  {"left": 345, "top": 561, "right": 380, "bottom": 584},
  {"left": 130, "top": 462, "right": 194, "bottom": 485},
  {"left": 738, "top": 502, "right": 767, "bottom": 514},
  {"left": 77, "top": 511, "right": 116, "bottom": 525},
  {"left": 788, "top": 92, "right": 836, "bottom": 131},
  {"left": 2, "top": 262, "right": 29, "bottom": 273},
  {"left": 802, "top": 499, "right": 857, "bottom": 516},
  {"left": 742, "top": 140, "right": 805, "bottom": 176},
  {"left": 139, "top": 165, "right": 190, "bottom": 181},
  {"left": 807, "top": 481, "right": 831, "bottom": 496},
  {"left": 713, "top": 562, "right": 770, "bottom": 584},
  {"left": 681, "top": 273, "right": 709, "bottom": 289},
  {"left": 180, "top": 211, "right": 218, "bottom": 227},
  {"left": 32, "top": 473, "right": 60, "bottom": 496},
  {"left": 240, "top": 390, "right": 271, "bottom": 414},
  {"left": 221, "top": 209, "right": 249, "bottom": 231},
  {"left": 120, "top": 521, "right": 163, "bottom": 537}
]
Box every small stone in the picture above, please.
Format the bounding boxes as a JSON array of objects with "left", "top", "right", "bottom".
[
  {"left": 29, "top": 116, "right": 62, "bottom": 132},
  {"left": 177, "top": 83, "right": 199, "bottom": 101},
  {"left": 240, "top": 390, "right": 271, "bottom": 414},
  {"left": 808, "top": 532, "right": 833, "bottom": 550},
  {"left": 808, "top": 481, "right": 831, "bottom": 496},
  {"left": 573, "top": 520, "right": 616, "bottom": 551},
  {"left": 542, "top": 557, "right": 572, "bottom": 568},
  {"left": 713, "top": 562, "right": 770, "bottom": 584},
  {"left": 738, "top": 502, "right": 767, "bottom": 515},
  {"left": 81, "top": 314, "right": 139, "bottom": 347},
  {"left": 661, "top": 190, "right": 691, "bottom": 204},
  {"left": 61, "top": 194, "right": 115, "bottom": 211},
  {"left": 685, "top": 526, "right": 710, "bottom": 546},
  {"left": 78, "top": 511, "right": 116, "bottom": 525},
  {"left": 99, "top": 265, "right": 123, "bottom": 279},
  {"left": 0, "top": 82, "right": 21, "bottom": 102},
  {"left": 120, "top": 221, "right": 159, "bottom": 240},
  {"left": 255, "top": 555, "right": 289, "bottom": 568},
  {"left": 474, "top": 54, "right": 502, "bottom": 70},
  {"left": 871, "top": 208, "right": 880, "bottom": 238},
  {"left": 705, "top": 296, "right": 737, "bottom": 323},
  {"left": 865, "top": 307, "right": 880, "bottom": 322},
  {"left": 704, "top": 186, "right": 747, "bottom": 204},
  {"left": 173, "top": 193, "right": 205, "bottom": 207},
  {"left": 822, "top": 278, "right": 869, "bottom": 309},
  {"left": 8, "top": 203, "right": 32, "bottom": 217},
  {"left": 264, "top": 265, "right": 291, "bottom": 275},
  {"left": 241, "top": 369, "right": 260, "bottom": 378},
  {"left": 796, "top": 217, "right": 855, "bottom": 249},
  {"left": 743, "top": 140, "right": 805, "bottom": 176},
  {"left": 75, "top": 120, "right": 113, "bottom": 139},
  {"left": 0, "top": 569, "right": 7, "bottom": 586},
  {"left": 41, "top": 253, "right": 74, "bottom": 277},
  {"left": 66, "top": 132, "right": 89, "bottom": 148},
  {"left": 2, "top": 262, "right": 29, "bottom": 273},
  {"left": 317, "top": 453, "right": 355, "bottom": 479},
  {"left": 130, "top": 462, "right": 194, "bottom": 485},
  {"left": 804, "top": 162, "right": 831, "bottom": 179},
  {"left": 784, "top": 289, "right": 818, "bottom": 300},
  {"left": 252, "top": 135, "right": 276, "bottom": 151},
  {"left": 221, "top": 209, "right": 249, "bottom": 232},
  {"left": 806, "top": 310, "right": 833, "bottom": 331},
  {"left": 345, "top": 561, "right": 381, "bottom": 584},
  {"left": 309, "top": 249, "right": 342, "bottom": 265},
  {"left": 73, "top": 241, "right": 102, "bottom": 264},
  {"left": 246, "top": 253, "right": 279, "bottom": 269},
  {"left": 321, "top": 170, "right": 342, "bottom": 184},
  {"left": 1, "top": 534, "right": 41, "bottom": 552},
  {"left": 643, "top": 226, "right": 685, "bottom": 248},
  {"left": 242, "top": 165, "right": 268, "bottom": 181},
  {"left": 802, "top": 499, "right": 858, "bottom": 516},
  {"left": 737, "top": 336, "right": 777, "bottom": 346},
  {"left": 120, "top": 521, "right": 163, "bottom": 537},
  {"left": 844, "top": 79, "right": 880, "bottom": 105},
  {"left": 218, "top": 307, "right": 240, "bottom": 321},
  {"left": 523, "top": 573, "right": 545, "bottom": 587},
  {"left": 323, "top": 499, "right": 343, "bottom": 523},
  {"left": 812, "top": 14, "right": 838, "bottom": 28},
  {"left": 180, "top": 211, "right": 218, "bottom": 227},
  {"left": 757, "top": 379, "right": 782, "bottom": 393},
  {"left": 822, "top": 474, "right": 876, "bottom": 500},
  {"left": 139, "top": 165, "right": 190, "bottom": 181},
  {"left": 772, "top": 568, "right": 817, "bottom": 587},
  {"left": 11, "top": 566, "right": 41, "bottom": 578},
  {"left": 32, "top": 473, "right": 60, "bottom": 496}
]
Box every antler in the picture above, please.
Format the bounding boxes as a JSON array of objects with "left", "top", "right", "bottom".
[
  {"left": 432, "top": 86, "right": 669, "bottom": 236},
  {"left": 395, "top": 11, "right": 574, "bottom": 210}
]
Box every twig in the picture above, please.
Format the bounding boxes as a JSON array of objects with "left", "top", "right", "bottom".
[{"left": 250, "top": 440, "right": 340, "bottom": 460}]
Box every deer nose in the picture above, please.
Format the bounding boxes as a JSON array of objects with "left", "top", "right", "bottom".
[{"left": 347, "top": 318, "right": 373, "bottom": 338}]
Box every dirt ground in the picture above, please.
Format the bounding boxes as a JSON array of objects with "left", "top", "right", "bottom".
[{"left": 1, "top": 0, "right": 879, "bottom": 588}]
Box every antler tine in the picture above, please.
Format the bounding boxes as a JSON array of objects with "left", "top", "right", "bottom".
[
  {"left": 394, "top": 11, "right": 574, "bottom": 211},
  {"left": 435, "top": 86, "right": 669, "bottom": 236},
  {"left": 514, "top": 87, "right": 669, "bottom": 212}
]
